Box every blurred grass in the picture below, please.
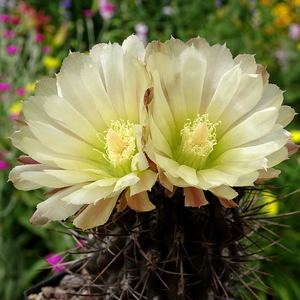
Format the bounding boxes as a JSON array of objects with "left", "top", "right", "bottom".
[{"left": 1, "top": 0, "right": 300, "bottom": 299}]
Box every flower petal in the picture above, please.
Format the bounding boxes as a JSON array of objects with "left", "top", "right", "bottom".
[
  {"left": 36, "top": 186, "right": 83, "bottom": 221},
  {"left": 126, "top": 190, "right": 155, "bottom": 212},
  {"left": 184, "top": 187, "right": 208, "bottom": 207},
  {"left": 73, "top": 196, "right": 119, "bottom": 229},
  {"left": 209, "top": 185, "right": 239, "bottom": 200},
  {"left": 129, "top": 169, "right": 157, "bottom": 196}
]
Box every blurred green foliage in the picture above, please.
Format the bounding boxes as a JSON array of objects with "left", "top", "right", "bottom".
[{"left": 1, "top": 0, "right": 300, "bottom": 299}]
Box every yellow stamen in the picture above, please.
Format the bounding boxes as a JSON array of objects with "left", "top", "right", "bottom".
[
  {"left": 177, "top": 114, "right": 219, "bottom": 170},
  {"left": 105, "top": 120, "right": 136, "bottom": 173}
]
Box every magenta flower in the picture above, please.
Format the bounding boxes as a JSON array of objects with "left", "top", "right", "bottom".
[
  {"left": 75, "top": 240, "right": 85, "bottom": 248},
  {"left": 0, "top": 14, "right": 10, "bottom": 22},
  {"left": 82, "top": 9, "right": 94, "bottom": 17},
  {"left": 9, "top": 16, "right": 20, "bottom": 24},
  {"left": 0, "top": 82, "right": 12, "bottom": 91},
  {"left": 6, "top": 45, "right": 19, "bottom": 54},
  {"left": 42, "top": 45, "right": 51, "bottom": 53},
  {"left": 0, "top": 160, "right": 9, "bottom": 170},
  {"left": 35, "top": 32, "right": 44, "bottom": 42},
  {"left": 45, "top": 253, "right": 66, "bottom": 273},
  {"left": 15, "top": 87, "right": 26, "bottom": 96},
  {"left": 99, "top": 0, "right": 115, "bottom": 20},
  {"left": 3, "top": 29, "right": 17, "bottom": 38}
]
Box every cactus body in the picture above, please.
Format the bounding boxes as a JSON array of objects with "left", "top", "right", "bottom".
[{"left": 82, "top": 185, "right": 258, "bottom": 300}]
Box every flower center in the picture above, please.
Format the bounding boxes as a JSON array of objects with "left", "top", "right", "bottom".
[
  {"left": 176, "top": 114, "right": 219, "bottom": 170},
  {"left": 105, "top": 120, "right": 136, "bottom": 174}
]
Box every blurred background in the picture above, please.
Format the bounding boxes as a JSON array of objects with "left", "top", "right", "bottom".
[{"left": 0, "top": 0, "right": 300, "bottom": 299}]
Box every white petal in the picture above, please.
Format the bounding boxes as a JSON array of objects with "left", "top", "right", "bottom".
[
  {"left": 209, "top": 185, "right": 238, "bottom": 200},
  {"left": 9, "top": 164, "right": 48, "bottom": 190},
  {"left": 23, "top": 95, "right": 102, "bottom": 147},
  {"left": 129, "top": 169, "right": 157, "bottom": 196},
  {"left": 216, "top": 107, "right": 279, "bottom": 151},
  {"left": 35, "top": 78, "right": 58, "bottom": 96},
  {"left": 122, "top": 35, "right": 146, "bottom": 61},
  {"left": 217, "top": 73, "right": 263, "bottom": 134},
  {"left": 63, "top": 179, "right": 118, "bottom": 205},
  {"left": 73, "top": 196, "right": 118, "bottom": 229},
  {"left": 176, "top": 165, "right": 199, "bottom": 186},
  {"left": 233, "top": 54, "right": 257, "bottom": 74},
  {"left": 233, "top": 171, "right": 259, "bottom": 186},
  {"left": 36, "top": 186, "right": 83, "bottom": 220},
  {"left": 114, "top": 173, "right": 140, "bottom": 192},
  {"left": 198, "top": 169, "right": 238, "bottom": 187},
  {"left": 206, "top": 64, "right": 242, "bottom": 122},
  {"left": 277, "top": 106, "right": 296, "bottom": 127}
]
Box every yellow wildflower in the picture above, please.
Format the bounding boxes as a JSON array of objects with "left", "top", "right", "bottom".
[
  {"left": 260, "top": 190, "right": 279, "bottom": 216},
  {"left": 43, "top": 56, "right": 61, "bottom": 70},
  {"left": 9, "top": 101, "right": 23, "bottom": 118},
  {"left": 272, "top": 3, "right": 293, "bottom": 27},
  {"left": 290, "top": 129, "right": 300, "bottom": 143},
  {"left": 292, "top": 0, "right": 300, "bottom": 6},
  {"left": 26, "top": 82, "right": 36, "bottom": 93},
  {"left": 260, "top": 0, "right": 272, "bottom": 6},
  {"left": 272, "top": 3, "right": 291, "bottom": 16}
]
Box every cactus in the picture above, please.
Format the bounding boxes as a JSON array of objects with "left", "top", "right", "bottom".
[{"left": 74, "top": 184, "right": 281, "bottom": 300}]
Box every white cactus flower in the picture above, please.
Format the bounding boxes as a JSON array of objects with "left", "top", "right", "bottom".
[
  {"left": 9, "top": 36, "right": 157, "bottom": 229},
  {"left": 145, "top": 37, "right": 295, "bottom": 208}
]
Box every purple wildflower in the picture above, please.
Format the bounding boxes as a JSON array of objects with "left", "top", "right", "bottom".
[
  {"left": 6, "top": 45, "right": 19, "bottom": 54},
  {"left": 82, "top": 9, "right": 94, "bottom": 17},
  {"left": 0, "top": 82, "right": 12, "bottom": 91},
  {"left": 15, "top": 87, "right": 26, "bottom": 96},
  {"left": 134, "top": 23, "right": 148, "bottom": 44},
  {"left": 0, "top": 160, "right": 9, "bottom": 170},
  {"left": 99, "top": 0, "right": 115, "bottom": 21},
  {"left": 45, "top": 253, "right": 66, "bottom": 273},
  {"left": 289, "top": 23, "right": 300, "bottom": 41},
  {"left": 3, "top": 29, "right": 16, "bottom": 38}
]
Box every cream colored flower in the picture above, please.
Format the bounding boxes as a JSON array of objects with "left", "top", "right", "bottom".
[
  {"left": 9, "top": 36, "right": 157, "bottom": 229},
  {"left": 145, "top": 37, "right": 296, "bottom": 207}
]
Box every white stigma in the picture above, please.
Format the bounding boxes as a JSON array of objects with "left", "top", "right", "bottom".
[{"left": 106, "top": 129, "right": 126, "bottom": 154}]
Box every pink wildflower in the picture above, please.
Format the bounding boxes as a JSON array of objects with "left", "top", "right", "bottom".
[
  {"left": 35, "top": 32, "right": 44, "bottom": 42},
  {"left": 15, "top": 87, "right": 26, "bottom": 96},
  {"left": 134, "top": 23, "right": 148, "bottom": 44},
  {"left": 45, "top": 253, "right": 66, "bottom": 273},
  {"left": 0, "top": 160, "right": 9, "bottom": 170},
  {"left": 0, "top": 14, "right": 10, "bottom": 22},
  {"left": 99, "top": 0, "right": 115, "bottom": 20},
  {"left": 0, "top": 82, "right": 12, "bottom": 91},
  {"left": 75, "top": 240, "right": 85, "bottom": 248},
  {"left": 289, "top": 23, "right": 300, "bottom": 40},
  {"left": 42, "top": 45, "right": 51, "bottom": 53},
  {"left": 3, "top": 29, "right": 17, "bottom": 38},
  {"left": 6, "top": 45, "right": 19, "bottom": 54},
  {"left": 82, "top": 9, "right": 94, "bottom": 17},
  {"left": 9, "top": 16, "right": 20, "bottom": 24}
]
